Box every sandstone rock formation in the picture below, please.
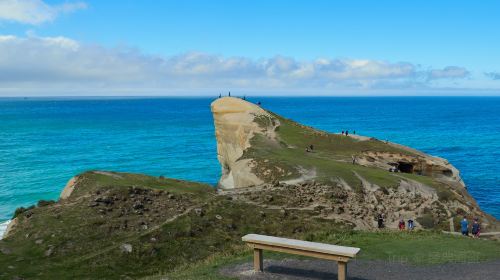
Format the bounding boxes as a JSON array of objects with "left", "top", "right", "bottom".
[
  {"left": 211, "top": 97, "right": 498, "bottom": 231},
  {"left": 211, "top": 97, "right": 276, "bottom": 189}
]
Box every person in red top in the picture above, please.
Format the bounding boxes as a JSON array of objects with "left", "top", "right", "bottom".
[{"left": 398, "top": 218, "right": 406, "bottom": 230}]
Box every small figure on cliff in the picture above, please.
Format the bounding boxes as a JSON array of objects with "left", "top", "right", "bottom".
[
  {"left": 353, "top": 130, "right": 356, "bottom": 134},
  {"left": 407, "top": 219, "right": 414, "bottom": 231},
  {"left": 341, "top": 131, "right": 345, "bottom": 135},
  {"left": 218, "top": 93, "right": 221, "bottom": 98},
  {"left": 228, "top": 91, "right": 231, "bottom": 97},
  {"left": 345, "top": 130, "right": 349, "bottom": 136},
  {"left": 471, "top": 217, "right": 481, "bottom": 238},
  {"left": 460, "top": 217, "right": 469, "bottom": 236},
  {"left": 243, "top": 95, "right": 246, "bottom": 100},
  {"left": 377, "top": 213, "right": 384, "bottom": 228},
  {"left": 257, "top": 101, "right": 261, "bottom": 106},
  {"left": 398, "top": 219, "right": 406, "bottom": 230}
]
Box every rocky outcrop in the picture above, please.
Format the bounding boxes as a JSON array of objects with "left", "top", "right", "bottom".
[
  {"left": 211, "top": 97, "right": 278, "bottom": 189},
  {"left": 211, "top": 97, "right": 499, "bottom": 231},
  {"left": 59, "top": 176, "right": 78, "bottom": 199},
  {"left": 356, "top": 151, "right": 465, "bottom": 187}
]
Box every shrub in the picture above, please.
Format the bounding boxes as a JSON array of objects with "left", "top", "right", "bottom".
[
  {"left": 417, "top": 214, "right": 435, "bottom": 229},
  {"left": 437, "top": 190, "right": 453, "bottom": 201},
  {"left": 37, "top": 200, "right": 56, "bottom": 207},
  {"left": 13, "top": 205, "right": 35, "bottom": 218}
]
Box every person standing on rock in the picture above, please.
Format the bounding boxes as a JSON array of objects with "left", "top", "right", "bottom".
[
  {"left": 460, "top": 217, "right": 469, "bottom": 236},
  {"left": 377, "top": 213, "right": 384, "bottom": 228}
]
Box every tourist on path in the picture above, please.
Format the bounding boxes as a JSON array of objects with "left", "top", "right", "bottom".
[
  {"left": 407, "top": 219, "right": 414, "bottom": 231},
  {"left": 472, "top": 218, "right": 481, "bottom": 238},
  {"left": 460, "top": 217, "right": 469, "bottom": 236},
  {"left": 398, "top": 219, "right": 406, "bottom": 230},
  {"left": 377, "top": 213, "right": 384, "bottom": 228}
]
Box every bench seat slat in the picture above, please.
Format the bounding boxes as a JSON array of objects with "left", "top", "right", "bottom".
[{"left": 242, "top": 234, "right": 360, "bottom": 258}]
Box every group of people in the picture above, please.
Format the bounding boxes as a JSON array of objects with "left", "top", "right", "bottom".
[
  {"left": 341, "top": 130, "right": 355, "bottom": 136},
  {"left": 376, "top": 214, "right": 415, "bottom": 231},
  {"left": 217, "top": 92, "right": 261, "bottom": 105},
  {"left": 461, "top": 217, "right": 481, "bottom": 238},
  {"left": 398, "top": 218, "right": 415, "bottom": 231}
]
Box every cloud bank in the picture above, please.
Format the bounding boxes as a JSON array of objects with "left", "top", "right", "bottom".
[
  {"left": 0, "top": 0, "right": 86, "bottom": 25},
  {"left": 485, "top": 72, "right": 500, "bottom": 80},
  {"left": 0, "top": 35, "right": 478, "bottom": 95}
]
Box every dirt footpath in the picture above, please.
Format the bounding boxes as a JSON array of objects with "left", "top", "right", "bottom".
[{"left": 220, "top": 258, "right": 500, "bottom": 280}]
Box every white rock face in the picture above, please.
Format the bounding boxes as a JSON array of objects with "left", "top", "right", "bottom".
[
  {"left": 211, "top": 97, "right": 271, "bottom": 189},
  {"left": 59, "top": 176, "right": 77, "bottom": 199}
]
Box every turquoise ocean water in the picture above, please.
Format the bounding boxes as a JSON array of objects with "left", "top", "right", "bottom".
[{"left": 0, "top": 97, "right": 499, "bottom": 224}]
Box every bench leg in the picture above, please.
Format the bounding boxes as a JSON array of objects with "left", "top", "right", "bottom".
[
  {"left": 337, "top": 261, "right": 347, "bottom": 280},
  {"left": 253, "top": 248, "right": 263, "bottom": 272}
]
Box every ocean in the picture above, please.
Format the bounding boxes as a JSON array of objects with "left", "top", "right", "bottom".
[{"left": 0, "top": 97, "right": 499, "bottom": 228}]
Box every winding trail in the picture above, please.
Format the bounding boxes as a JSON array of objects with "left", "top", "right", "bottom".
[{"left": 71, "top": 205, "right": 198, "bottom": 264}]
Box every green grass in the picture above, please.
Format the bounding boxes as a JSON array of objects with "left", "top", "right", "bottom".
[
  {"left": 243, "top": 113, "right": 426, "bottom": 191},
  {"left": 0, "top": 172, "right": 350, "bottom": 280},
  {"left": 164, "top": 230, "right": 500, "bottom": 280},
  {"left": 1, "top": 172, "right": 498, "bottom": 280}
]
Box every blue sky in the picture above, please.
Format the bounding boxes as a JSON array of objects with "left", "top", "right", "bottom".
[{"left": 1, "top": 0, "right": 500, "bottom": 96}]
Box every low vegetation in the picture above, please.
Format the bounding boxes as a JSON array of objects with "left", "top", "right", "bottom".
[
  {"left": 1, "top": 172, "right": 498, "bottom": 280},
  {"left": 166, "top": 230, "right": 500, "bottom": 280}
]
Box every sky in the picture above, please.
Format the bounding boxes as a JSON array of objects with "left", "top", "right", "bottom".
[{"left": 1, "top": 0, "right": 500, "bottom": 96}]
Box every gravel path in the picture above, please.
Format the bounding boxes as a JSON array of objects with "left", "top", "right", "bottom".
[{"left": 220, "top": 258, "right": 500, "bottom": 280}]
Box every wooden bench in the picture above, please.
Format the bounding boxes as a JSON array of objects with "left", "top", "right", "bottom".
[{"left": 242, "top": 234, "right": 360, "bottom": 280}]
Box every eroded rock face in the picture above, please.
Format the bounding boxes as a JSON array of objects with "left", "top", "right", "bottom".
[
  {"left": 211, "top": 97, "right": 498, "bottom": 231},
  {"left": 211, "top": 97, "right": 277, "bottom": 189},
  {"left": 356, "top": 151, "right": 465, "bottom": 188}
]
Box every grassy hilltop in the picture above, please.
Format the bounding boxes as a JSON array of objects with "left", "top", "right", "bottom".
[{"left": 0, "top": 171, "right": 499, "bottom": 280}]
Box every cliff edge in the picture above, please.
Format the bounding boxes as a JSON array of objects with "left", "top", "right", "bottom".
[{"left": 211, "top": 97, "right": 498, "bottom": 230}]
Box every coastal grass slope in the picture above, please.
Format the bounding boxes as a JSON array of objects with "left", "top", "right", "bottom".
[{"left": 1, "top": 171, "right": 499, "bottom": 280}]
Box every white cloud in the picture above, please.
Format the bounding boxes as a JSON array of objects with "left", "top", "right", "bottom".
[
  {"left": 428, "top": 66, "right": 469, "bottom": 80},
  {"left": 485, "top": 72, "right": 500, "bottom": 80},
  {"left": 0, "top": 0, "right": 86, "bottom": 25},
  {"left": 0, "top": 35, "right": 475, "bottom": 95}
]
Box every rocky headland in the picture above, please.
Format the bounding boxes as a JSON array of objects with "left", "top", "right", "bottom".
[{"left": 212, "top": 97, "right": 497, "bottom": 231}]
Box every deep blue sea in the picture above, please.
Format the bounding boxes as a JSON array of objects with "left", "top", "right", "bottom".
[{"left": 0, "top": 97, "right": 499, "bottom": 225}]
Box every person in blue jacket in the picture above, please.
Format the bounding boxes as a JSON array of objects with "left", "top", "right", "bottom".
[{"left": 460, "top": 217, "right": 469, "bottom": 236}]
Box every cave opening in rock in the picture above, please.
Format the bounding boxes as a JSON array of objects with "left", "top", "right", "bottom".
[
  {"left": 442, "top": 169, "right": 453, "bottom": 177},
  {"left": 397, "top": 162, "right": 414, "bottom": 173}
]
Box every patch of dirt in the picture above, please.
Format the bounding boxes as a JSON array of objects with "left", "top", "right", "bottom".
[{"left": 220, "top": 258, "right": 500, "bottom": 280}]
